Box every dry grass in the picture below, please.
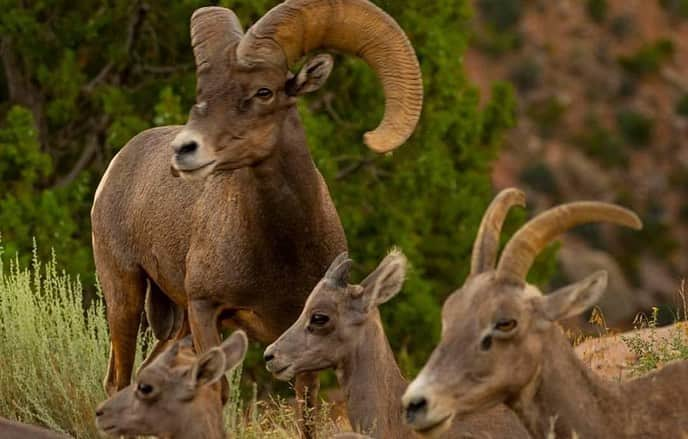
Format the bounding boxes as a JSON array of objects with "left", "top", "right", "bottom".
[{"left": 0, "top": 245, "right": 345, "bottom": 438}]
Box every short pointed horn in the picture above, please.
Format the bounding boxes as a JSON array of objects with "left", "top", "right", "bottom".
[
  {"left": 191, "top": 7, "right": 243, "bottom": 82},
  {"left": 496, "top": 202, "right": 642, "bottom": 284},
  {"left": 470, "top": 188, "right": 526, "bottom": 276},
  {"left": 237, "top": 0, "right": 423, "bottom": 153}
]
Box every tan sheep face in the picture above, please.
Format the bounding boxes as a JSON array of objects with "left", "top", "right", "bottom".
[{"left": 170, "top": 53, "right": 333, "bottom": 179}]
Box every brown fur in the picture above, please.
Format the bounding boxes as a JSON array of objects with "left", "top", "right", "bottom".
[
  {"left": 96, "top": 331, "right": 248, "bottom": 439},
  {"left": 0, "top": 417, "right": 70, "bottom": 439},
  {"left": 403, "top": 198, "right": 688, "bottom": 438},
  {"left": 265, "top": 251, "right": 531, "bottom": 438}
]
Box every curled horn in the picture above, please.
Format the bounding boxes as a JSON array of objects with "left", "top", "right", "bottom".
[
  {"left": 191, "top": 7, "right": 244, "bottom": 83},
  {"left": 325, "top": 252, "right": 352, "bottom": 288},
  {"left": 470, "top": 188, "right": 526, "bottom": 276},
  {"left": 496, "top": 202, "right": 642, "bottom": 284},
  {"left": 236, "top": 0, "right": 423, "bottom": 153}
]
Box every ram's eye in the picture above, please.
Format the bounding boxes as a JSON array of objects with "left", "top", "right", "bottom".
[
  {"left": 495, "top": 319, "right": 517, "bottom": 332},
  {"left": 255, "top": 88, "right": 273, "bottom": 99},
  {"left": 310, "top": 313, "right": 330, "bottom": 326},
  {"left": 137, "top": 382, "right": 154, "bottom": 396}
]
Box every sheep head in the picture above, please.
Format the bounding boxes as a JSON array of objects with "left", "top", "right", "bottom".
[
  {"left": 171, "top": 0, "right": 423, "bottom": 179},
  {"left": 401, "top": 196, "right": 642, "bottom": 437}
]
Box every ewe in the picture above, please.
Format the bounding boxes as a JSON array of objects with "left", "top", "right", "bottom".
[
  {"left": 263, "top": 190, "right": 531, "bottom": 438},
  {"left": 401, "top": 196, "right": 688, "bottom": 438}
]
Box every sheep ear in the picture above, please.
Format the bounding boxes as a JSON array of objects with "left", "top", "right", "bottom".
[
  {"left": 220, "top": 330, "right": 248, "bottom": 373},
  {"left": 286, "top": 54, "right": 334, "bottom": 96},
  {"left": 356, "top": 250, "right": 407, "bottom": 310},
  {"left": 533, "top": 271, "right": 608, "bottom": 322},
  {"left": 189, "top": 348, "right": 226, "bottom": 389}
]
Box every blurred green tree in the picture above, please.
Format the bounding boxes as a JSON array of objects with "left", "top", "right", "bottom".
[{"left": 0, "top": 0, "right": 530, "bottom": 373}]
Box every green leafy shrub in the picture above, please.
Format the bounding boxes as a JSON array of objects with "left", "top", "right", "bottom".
[
  {"left": 586, "top": 0, "right": 608, "bottom": 23},
  {"left": 572, "top": 116, "right": 628, "bottom": 168},
  {"left": 520, "top": 162, "right": 559, "bottom": 196},
  {"left": 616, "top": 109, "right": 654, "bottom": 148},
  {"left": 618, "top": 39, "right": 675, "bottom": 76},
  {"left": 509, "top": 57, "right": 542, "bottom": 92},
  {"left": 676, "top": 94, "right": 688, "bottom": 116},
  {"left": 526, "top": 96, "right": 566, "bottom": 138},
  {"left": 659, "top": 0, "right": 688, "bottom": 18},
  {"left": 477, "top": 0, "right": 523, "bottom": 28}
]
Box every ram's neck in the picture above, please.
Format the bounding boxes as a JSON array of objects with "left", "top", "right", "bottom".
[
  {"left": 336, "top": 310, "right": 409, "bottom": 438},
  {"left": 510, "top": 325, "right": 623, "bottom": 438}
]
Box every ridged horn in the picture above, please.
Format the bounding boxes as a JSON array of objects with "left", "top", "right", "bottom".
[
  {"left": 191, "top": 7, "right": 244, "bottom": 80},
  {"left": 236, "top": 0, "right": 423, "bottom": 153},
  {"left": 496, "top": 202, "right": 642, "bottom": 284},
  {"left": 470, "top": 188, "right": 526, "bottom": 276}
]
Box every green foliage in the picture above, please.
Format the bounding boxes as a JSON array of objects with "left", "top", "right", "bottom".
[
  {"left": 509, "top": 57, "right": 542, "bottom": 92},
  {"left": 616, "top": 109, "right": 654, "bottom": 148},
  {"left": 520, "top": 162, "right": 559, "bottom": 196},
  {"left": 526, "top": 96, "right": 566, "bottom": 138},
  {"left": 622, "top": 308, "right": 688, "bottom": 376},
  {"left": 572, "top": 116, "right": 628, "bottom": 168},
  {"left": 659, "top": 0, "right": 688, "bottom": 18},
  {"left": 0, "top": 247, "right": 339, "bottom": 438},
  {"left": 0, "top": 0, "right": 525, "bottom": 377},
  {"left": 676, "top": 94, "right": 688, "bottom": 116},
  {"left": 477, "top": 0, "right": 523, "bottom": 29},
  {"left": 586, "top": 0, "right": 608, "bottom": 23},
  {"left": 618, "top": 39, "right": 675, "bottom": 76}
]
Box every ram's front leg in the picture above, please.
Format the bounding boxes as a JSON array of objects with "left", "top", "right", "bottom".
[
  {"left": 188, "top": 297, "right": 228, "bottom": 401},
  {"left": 295, "top": 371, "right": 320, "bottom": 439}
]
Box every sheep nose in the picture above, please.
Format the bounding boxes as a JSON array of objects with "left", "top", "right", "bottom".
[
  {"left": 174, "top": 140, "right": 198, "bottom": 156},
  {"left": 405, "top": 397, "right": 428, "bottom": 423},
  {"left": 95, "top": 407, "right": 105, "bottom": 417},
  {"left": 264, "top": 352, "right": 275, "bottom": 363}
]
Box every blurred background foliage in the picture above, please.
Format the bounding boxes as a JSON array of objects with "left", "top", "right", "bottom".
[{"left": 0, "top": 0, "right": 554, "bottom": 380}]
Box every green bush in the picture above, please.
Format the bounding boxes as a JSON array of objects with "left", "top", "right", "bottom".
[
  {"left": 586, "top": 0, "right": 608, "bottom": 23},
  {"left": 616, "top": 109, "right": 654, "bottom": 148},
  {"left": 509, "top": 57, "right": 542, "bottom": 92},
  {"left": 659, "top": 0, "right": 688, "bottom": 18},
  {"left": 572, "top": 116, "right": 628, "bottom": 168},
  {"left": 477, "top": 0, "right": 523, "bottom": 29},
  {"left": 676, "top": 94, "right": 688, "bottom": 116},
  {"left": 618, "top": 39, "right": 675, "bottom": 76},
  {"left": 526, "top": 96, "right": 566, "bottom": 138}
]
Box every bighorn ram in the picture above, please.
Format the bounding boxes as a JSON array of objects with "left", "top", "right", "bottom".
[
  {"left": 0, "top": 417, "right": 70, "bottom": 439},
  {"left": 91, "top": 0, "right": 422, "bottom": 432},
  {"left": 401, "top": 196, "right": 688, "bottom": 438},
  {"left": 263, "top": 248, "right": 530, "bottom": 435},
  {"left": 95, "top": 331, "right": 248, "bottom": 439}
]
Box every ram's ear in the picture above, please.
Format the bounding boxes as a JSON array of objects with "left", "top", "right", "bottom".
[
  {"left": 220, "top": 330, "right": 248, "bottom": 373},
  {"left": 532, "top": 271, "right": 608, "bottom": 322},
  {"left": 353, "top": 249, "right": 407, "bottom": 312},
  {"left": 286, "top": 54, "right": 334, "bottom": 96},
  {"left": 189, "top": 348, "right": 226, "bottom": 389}
]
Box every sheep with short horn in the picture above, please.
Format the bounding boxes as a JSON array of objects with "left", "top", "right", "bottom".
[
  {"left": 90, "top": 1, "right": 422, "bottom": 437},
  {"left": 402, "top": 195, "right": 688, "bottom": 438}
]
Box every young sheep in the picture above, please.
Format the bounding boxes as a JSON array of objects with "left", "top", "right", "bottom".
[
  {"left": 95, "top": 331, "right": 248, "bottom": 439},
  {"left": 263, "top": 208, "right": 532, "bottom": 437},
  {"left": 403, "top": 197, "right": 688, "bottom": 438}
]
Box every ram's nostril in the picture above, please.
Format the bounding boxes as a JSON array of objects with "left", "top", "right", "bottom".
[
  {"left": 175, "top": 141, "right": 198, "bottom": 156},
  {"left": 405, "top": 397, "right": 428, "bottom": 422},
  {"left": 95, "top": 408, "right": 104, "bottom": 417},
  {"left": 264, "top": 352, "right": 275, "bottom": 363}
]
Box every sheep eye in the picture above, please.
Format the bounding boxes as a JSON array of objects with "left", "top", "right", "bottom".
[
  {"left": 495, "top": 319, "right": 517, "bottom": 332},
  {"left": 310, "top": 313, "right": 330, "bottom": 326},
  {"left": 255, "top": 88, "right": 273, "bottom": 99},
  {"left": 481, "top": 335, "right": 492, "bottom": 351},
  {"left": 137, "top": 383, "right": 154, "bottom": 396}
]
